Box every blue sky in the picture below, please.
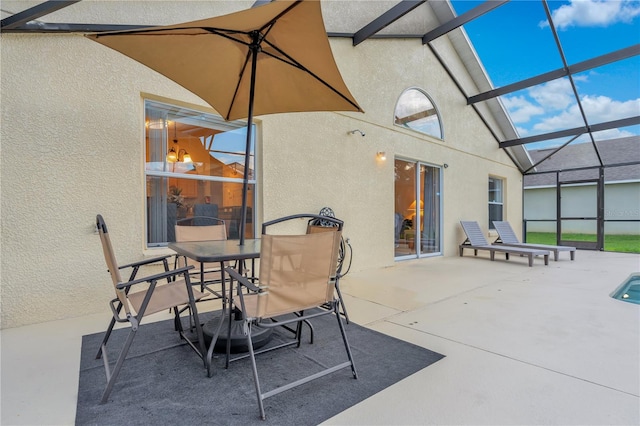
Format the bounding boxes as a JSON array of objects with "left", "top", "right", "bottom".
[{"left": 450, "top": 0, "right": 640, "bottom": 148}]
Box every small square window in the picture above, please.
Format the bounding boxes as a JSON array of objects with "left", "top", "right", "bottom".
[{"left": 489, "top": 177, "right": 504, "bottom": 229}]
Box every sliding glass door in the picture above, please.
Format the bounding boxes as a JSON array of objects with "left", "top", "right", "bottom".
[{"left": 394, "top": 159, "right": 442, "bottom": 259}]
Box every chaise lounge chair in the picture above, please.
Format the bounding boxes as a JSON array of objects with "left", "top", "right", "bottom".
[
  {"left": 459, "top": 221, "right": 550, "bottom": 267},
  {"left": 493, "top": 221, "right": 576, "bottom": 261}
]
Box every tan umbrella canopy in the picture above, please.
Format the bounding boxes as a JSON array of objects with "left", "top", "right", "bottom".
[{"left": 86, "top": 0, "right": 362, "bottom": 244}]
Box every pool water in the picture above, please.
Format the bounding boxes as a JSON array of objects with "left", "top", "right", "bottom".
[{"left": 611, "top": 273, "right": 640, "bottom": 305}]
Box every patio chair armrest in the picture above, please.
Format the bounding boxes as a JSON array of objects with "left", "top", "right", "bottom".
[
  {"left": 225, "top": 267, "right": 261, "bottom": 292},
  {"left": 116, "top": 265, "right": 195, "bottom": 289},
  {"left": 118, "top": 254, "right": 173, "bottom": 270}
]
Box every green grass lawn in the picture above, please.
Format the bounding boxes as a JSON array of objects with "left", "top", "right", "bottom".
[{"left": 526, "top": 232, "right": 640, "bottom": 254}]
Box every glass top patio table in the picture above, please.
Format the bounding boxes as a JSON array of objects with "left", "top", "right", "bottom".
[
  {"left": 168, "top": 238, "right": 261, "bottom": 263},
  {"left": 168, "top": 238, "right": 264, "bottom": 370}
]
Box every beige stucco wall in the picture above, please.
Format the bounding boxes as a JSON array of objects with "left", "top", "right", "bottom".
[{"left": 1, "top": 1, "right": 522, "bottom": 329}]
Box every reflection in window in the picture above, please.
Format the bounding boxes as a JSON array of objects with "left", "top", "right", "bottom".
[
  {"left": 145, "top": 100, "right": 255, "bottom": 247},
  {"left": 394, "top": 88, "right": 443, "bottom": 139}
]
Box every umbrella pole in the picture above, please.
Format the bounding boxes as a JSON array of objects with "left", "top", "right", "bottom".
[{"left": 239, "top": 36, "right": 259, "bottom": 246}]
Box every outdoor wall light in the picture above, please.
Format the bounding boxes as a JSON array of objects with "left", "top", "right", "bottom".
[
  {"left": 348, "top": 129, "right": 365, "bottom": 137},
  {"left": 377, "top": 151, "right": 387, "bottom": 161},
  {"left": 443, "top": 163, "right": 449, "bottom": 168}
]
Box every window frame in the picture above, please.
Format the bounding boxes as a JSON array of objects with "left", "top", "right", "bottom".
[
  {"left": 394, "top": 157, "right": 444, "bottom": 260},
  {"left": 144, "top": 98, "right": 256, "bottom": 248},
  {"left": 488, "top": 176, "right": 504, "bottom": 230}
]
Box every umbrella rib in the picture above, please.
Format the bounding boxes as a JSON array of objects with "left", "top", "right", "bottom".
[
  {"left": 201, "top": 27, "right": 252, "bottom": 46},
  {"left": 225, "top": 45, "right": 254, "bottom": 121},
  {"left": 223, "top": 21, "right": 276, "bottom": 121},
  {"left": 94, "top": 26, "right": 257, "bottom": 50},
  {"left": 92, "top": 26, "right": 245, "bottom": 38},
  {"left": 256, "top": 0, "right": 302, "bottom": 33},
  {"left": 222, "top": 0, "right": 301, "bottom": 120},
  {"left": 260, "top": 38, "right": 362, "bottom": 111}
]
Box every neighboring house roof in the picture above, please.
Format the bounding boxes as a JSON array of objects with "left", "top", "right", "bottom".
[{"left": 524, "top": 136, "right": 640, "bottom": 187}]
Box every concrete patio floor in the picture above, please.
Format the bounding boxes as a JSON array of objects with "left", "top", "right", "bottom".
[{"left": 1, "top": 250, "right": 639, "bottom": 425}]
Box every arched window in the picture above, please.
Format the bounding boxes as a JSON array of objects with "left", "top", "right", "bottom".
[{"left": 394, "top": 88, "right": 443, "bottom": 139}]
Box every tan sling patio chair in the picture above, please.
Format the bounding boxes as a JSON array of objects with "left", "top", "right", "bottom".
[
  {"left": 492, "top": 221, "right": 576, "bottom": 261},
  {"left": 459, "top": 220, "right": 550, "bottom": 267},
  {"left": 223, "top": 214, "right": 358, "bottom": 420},
  {"left": 175, "top": 216, "right": 229, "bottom": 298},
  {"left": 307, "top": 221, "right": 352, "bottom": 324},
  {"left": 95, "top": 214, "right": 206, "bottom": 404}
]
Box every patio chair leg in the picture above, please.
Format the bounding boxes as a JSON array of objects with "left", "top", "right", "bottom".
[
  {"left": 96, "top": 301, "right": 124, "bottom": 359},
  {"left": 173, "top": 306, "right": 182, "bottom": 332},
  {"left": 96, "top": 318, "right": 116, "bottom": 359},
  {"left": 245, "top": 322, "right": 266, "bottom": 420},
  {"left": 100, "top": 328, "right": 137, "bottom": 404},
  {"left": 334, "top": 280, "right": 350, "bottom": 324},
  {"left": 295, "top": 318, "right": 305, "bottom": 347},
  {"left": 302, "top": 319, "right": 314, "bottom": 344},
  {"left": 176, "top": 304, "right": 197, "bottom": 333},
  {"left": 205, "top": 307, "right": 226, "bottom": 378},
  {"left": 334, "top": 303, "right": 358, "bottom": 379},
  {"left": 186, "top": 297, "right": 207, "bottom": 369}
]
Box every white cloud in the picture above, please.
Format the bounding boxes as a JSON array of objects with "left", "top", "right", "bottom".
[
  {"left": 581, "top": 95, "right": 640, "bottom": 122},
  {"left": 502, "top": 95, "right": 545, "bottom": 123},
  {"left": 532, "top": 94, "right": 640, "bottom": 132},
  {"left": 540, "top": 0, "right": 640, "bottom": 30},
  {"left": 592, "top": 128, "right": 636, "bottom": 140},
  {"left": 528, "top": 79, "right": 575, "bottom": 110},
  {"left": 533, "top": 104, "right": 583, "bottom": 132},
  {"left": 504, "top": 78, "right": 639, "bottom": 137}
]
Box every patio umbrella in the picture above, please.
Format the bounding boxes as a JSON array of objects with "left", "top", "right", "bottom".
[{"left": 86, "top": 0, "right": 362, "bottom": 244}]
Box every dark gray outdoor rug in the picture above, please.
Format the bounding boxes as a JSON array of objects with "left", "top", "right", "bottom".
[{"left": 76, "top": 310, "right": 444, "bottom": 425}]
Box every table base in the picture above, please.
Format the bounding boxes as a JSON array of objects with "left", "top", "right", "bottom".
[{"left": 202, "top": 313, "right": 273, "bottom": 354}]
